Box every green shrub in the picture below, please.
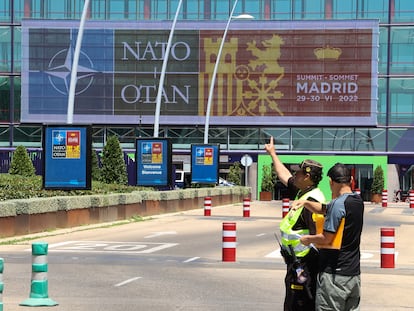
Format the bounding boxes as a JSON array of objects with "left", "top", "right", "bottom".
[
  {"left": 91, "top": 149, "right": 101, "bottom": 180},
  {"left": 8, "top": 146, "right": 36, "bottom": 177},
  {"left": 0, "top": 174, "right": 149, "bottom": 201},
  {"left": 227, "top": 161, "right": 242, "bottom": 185},
  {"left": 371, "top": 165, "right": 384, "bottom": 194},
  {"left": 99, "top": 136, "right": 128, "bottom": 185},
  {"left": 261, "top": 164, "right": 275, "bottom": 192}
]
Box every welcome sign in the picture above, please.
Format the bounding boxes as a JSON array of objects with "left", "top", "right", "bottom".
[{"left": 21, "top": 20, "right": 379, "bottom": 126}]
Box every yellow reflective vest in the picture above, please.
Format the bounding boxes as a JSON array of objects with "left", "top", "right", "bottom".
[{"left": 280, "top": 187, "right": 326, "bottom": 258}]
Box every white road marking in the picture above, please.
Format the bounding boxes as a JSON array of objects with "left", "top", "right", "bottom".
[
  {"left": 183, "top": 257, "right": 200, "bottom": 263},
  {"left": 45, "top": 241, "right": 178, "bottom": 254},
  {"left": 114, "top": 277, "right": 142, "bottom": 287},
  {"left": 144, "top": 231, "right": 177, "bottom": 238}
]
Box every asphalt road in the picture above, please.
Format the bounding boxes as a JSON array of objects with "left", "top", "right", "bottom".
[{"left": 0, "top": 200, "right": 413, "bottom": 310}]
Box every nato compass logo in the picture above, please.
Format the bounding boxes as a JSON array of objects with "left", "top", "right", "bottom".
[{"left": 46, "top": 45, "right": 97, "bottom": 95}]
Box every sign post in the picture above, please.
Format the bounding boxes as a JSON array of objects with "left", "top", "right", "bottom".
[
  {"left": 42, "top": 125, "right": 91, "bottom": 190},
  {"left": 240, "top": 154, "right": 253, "bottom": 186},
  {"left": 191, "top": 144, "right": 219, "bottom": 185},
  {"left": 135, "top": 138, "right": 172, "bottom": 188}
]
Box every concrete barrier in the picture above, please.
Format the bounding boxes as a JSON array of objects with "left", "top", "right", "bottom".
[{"left": 0, "top": 187, "right": 251, "bottom": 238}]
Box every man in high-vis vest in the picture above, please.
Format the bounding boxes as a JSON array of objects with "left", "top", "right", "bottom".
[{"left": 265, "top": 137, "right": 326, "bottom": 311}]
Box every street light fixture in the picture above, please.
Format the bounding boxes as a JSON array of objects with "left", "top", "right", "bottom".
[
  {"left": 153, "top": 0, "right": 183, "bottom": 137},
  {"left": 203, "top": 1, "right": 254, "bottom": 144},
  {"left": 67, "top": 0, "right": 90, "bottom": 124}
]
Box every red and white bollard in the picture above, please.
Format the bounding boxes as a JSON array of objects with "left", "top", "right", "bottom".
[
  {"left": 222, "top": 222, "right": 236, "bottom": 262},
  {"left": 204, "top": 197, "right": 212, "bottom": 216},
  {"left": 381, "top": 228, "right": 395, "bottom": 268},
  {"left": 382, "top": 189, "right": 388, "bottom": 208},
  {"left": 409, "top": 190, "right": 414, "bottom": 208},
  {"left": 354, "top": 188, "right": 361, "bottom": 196},
  {"left": 243, "top": 198, "right": 250, "bottom": 217},
  {"left": 282, "top": 198, "right": 290, "bottom": 218}
]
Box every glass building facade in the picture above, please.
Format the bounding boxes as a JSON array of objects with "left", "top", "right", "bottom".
[{"left": 1, "top": 0, "right": 414, "bottom": 165}]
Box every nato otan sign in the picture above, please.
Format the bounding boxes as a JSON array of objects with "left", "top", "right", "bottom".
[{"left": 22, "top": 20, "right": 378, "bottom": 126}]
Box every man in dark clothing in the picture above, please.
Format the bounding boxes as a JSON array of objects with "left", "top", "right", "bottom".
[
  {"left": 292, "top": 163, "right": 364, "bottom": 311},
  {"left": 265, "top": 137, "right": 326, "bottom": 311}
]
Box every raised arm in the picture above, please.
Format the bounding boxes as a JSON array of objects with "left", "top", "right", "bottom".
[{"left": 264, "top": 136, "right": 292, "bottom": 186}]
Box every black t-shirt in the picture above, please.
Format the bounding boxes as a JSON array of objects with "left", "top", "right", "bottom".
[{"left": 319, "top": 193, "right": 364, "bottom": 276}]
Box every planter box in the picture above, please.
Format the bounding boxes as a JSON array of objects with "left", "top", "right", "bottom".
[
  {"left": 259, "top": 191, "right": 272, "bottom": 201},
  {"left": 0, "top": 187, "right": 251, "bottom": 238},
  {"left": 371, "top": 193, "right": 382, "bottom": 203}
]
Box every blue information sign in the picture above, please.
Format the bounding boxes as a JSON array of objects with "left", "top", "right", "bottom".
[
  {"left": 136, "top": 138, "right": 172, "bottom": 187},
  {"left": 43, "top": 125, "right": 91, "bottom": 190},
  {"left": 191, "top": 144, "right": 219, "bottom": 184}
]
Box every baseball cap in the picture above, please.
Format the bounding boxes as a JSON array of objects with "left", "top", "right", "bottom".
[
  {"left": 293, "top": 159, "right": 323, "bottom": 184},
  {"left": 327, "top": 163, "right": 351, "bottom": 184}
]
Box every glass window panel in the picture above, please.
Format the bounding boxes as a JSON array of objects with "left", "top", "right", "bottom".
[
  {"left": 167, "top": 127, "right": 204, "bottom": 149},
  {"left": 377, "top": 78, "right": 387, "bottom": 126},
  {"left": 106, "top": 126, "right": 137, "bottom": 148},
  {"left": 211, "top": 0, "right": 230, "bottom": 20},
  {"left": 0, "top": 125, "right": 10, "bottom": 147},
  {"left": 355, "top": 128, "right": 384, "bottom": 151},
  {"left": 184, "top": 0, "right": 202, "bottom": 20},
  {"left": 261, "top": 128, "right": 291, "bottom": 150},
  {"left": 390, "top": 27, "right": 414, "bottom": 74},
  {"left": 293, "top": 0, "right": 324, "bottom": 20},
  {"left": 229, "top": 128, "right": 260, "bottom": 150},
  {"left": 13, "top": 27, "right": 21, "bottom": 72},
  {"left": 292, "top": 128, "right": 322, "bottom": 151},
  {"left": 378, "top": 27, "right": 388, "bottom": 75},
  {"left": 49, "top": 0, "right": 66, "bottom": 19},
  {"left": 151, "top": 0, "right": 168, "bottom": 20},
  {"left": 388, "top": 78, "right": 414, "bottom": 125},
  {"left": 13, "top": 76, "right": 21, "bottom": 123},
  {"left": 331, "top": 0, "right": 357, "bottom": 19},
  {"left": 322, "top": 128, "right": 354, "bottom": 151},
  {"left": 357, "top": 0, "right": 389, "bottom": 23},
  {"left": 30, "top": 0, "right": 44, "bottom": 18},
  {"left": 0, "top": 76, "right": 10, "bottom": 122},
  {"left": 239, "top": 0, "right": 261, "bottom": 18},
  {"left": 206, "top": 127, "right": 228, "bottom": 149},
  {"left": 91, "top": 0, "right": 106, "bottom": 20},
  {"left": 124, "top": 0, "right": 139, "bottom": 20},
  {"left": 0, "top": 27, "right": 11, "bottom": 72},
  {"left": 271, "top": 0, "right": 292, "bottom": 20},
  {"left": 13, "top": 0, "right": 26, "bottom": 21},
  {"left": 108, "top": 0, "right": 127, "bottom": 20},
  {"left": 13, "top": 125, "right": 42, "bottom": 148},
  {"left": 393, "top": 0, "right": 414, "bottom": 23},
  {"left": 0, "top": 0, "right": 9, "bottom": 22}
]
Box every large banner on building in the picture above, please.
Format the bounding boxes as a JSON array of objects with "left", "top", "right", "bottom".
[{"left": 21, "top": 20, "right": 379, "bottom": 126}]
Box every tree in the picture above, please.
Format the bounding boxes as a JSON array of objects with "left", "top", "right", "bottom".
[
  {"left": 261, "top": 164, "right": 275, "bottom": 192},
  {"left": 227, "top": 161, "right": 242, "bottom": 185},
  {"left": 99, "top": 136, "right": 128, "bottom": 185},
  {"left": 91, "top": 149, "right": 101, "bottom": 181},
  {"left": 371, "top": 165, "right": 384, "bottom": 195},
  {"left": 8, "top": 146, "right": 36, "bottom": 177}
]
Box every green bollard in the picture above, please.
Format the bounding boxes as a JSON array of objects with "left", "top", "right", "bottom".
[{"left": 20, "top": 242, "right": 58, "bottom": 307}]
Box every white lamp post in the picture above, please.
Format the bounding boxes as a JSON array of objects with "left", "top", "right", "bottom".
[
  {"left": 203, "top": 0, "right": 253, "bottom": 144},
  {"left": 153, "top": 0, "right": 183, "bottom": 137},
  {"left": 67, "top": 0, "right": 90, "bottom": 124}
]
